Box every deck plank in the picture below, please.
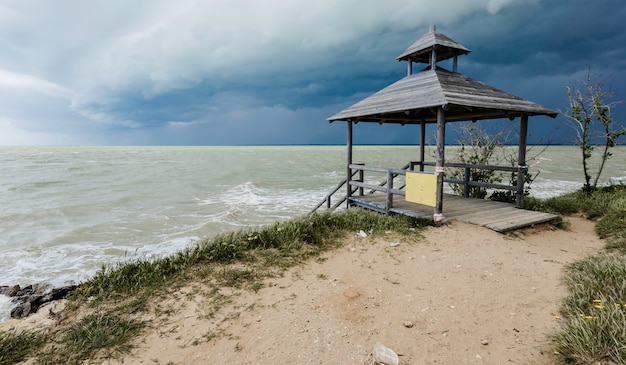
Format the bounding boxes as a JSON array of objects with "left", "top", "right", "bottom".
[{"left": 350, "top": 193, "right": 559, "bottom": 232}]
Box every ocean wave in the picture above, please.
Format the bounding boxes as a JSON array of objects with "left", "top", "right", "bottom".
[
  {"left": 197, "top": 181, "right": 328, "bottom": 227},
  {"left": 0, "top": 295, "right": 15, "bottom": 322},
  {"left": 530, "top": 179, "right": 583, "bottom": 198}
]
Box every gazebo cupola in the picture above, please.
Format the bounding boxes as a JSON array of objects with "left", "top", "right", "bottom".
[{"left": 397, "top": 24, "right": 471, "bottom": 75}]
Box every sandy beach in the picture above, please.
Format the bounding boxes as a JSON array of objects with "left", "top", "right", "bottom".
[{"left": 3, "top": 216, "right": 605, "bottom": 364}]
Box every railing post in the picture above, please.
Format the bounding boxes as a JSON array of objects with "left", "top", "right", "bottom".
[
  {"left": 419, "top": 121, "right": 426, "bottom": 172},
  {"left": 435, "top": 107, "right": 446, "bottom": 222},
  {"left": 516, "top": 114, "right": 528, "bottom": 207},
  {"left": 346, "top": 121, "right": 353, "bottom": 209},
  {"left": 386, "top": 170, "right": 393, "bottom": 214},
  {"left": 464, "top": 166, "right": 470, "bottom": 198},
  {"left": 358, "top": 168, "right": 364, "bottom": 196}
]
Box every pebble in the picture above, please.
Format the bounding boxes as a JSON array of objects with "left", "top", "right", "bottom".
[{"left": 372, "top": 342, "right": 399, "bottom": 365}]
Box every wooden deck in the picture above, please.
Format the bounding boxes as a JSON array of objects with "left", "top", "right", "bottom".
[{"left": 349, "top": 193, "right": 559, "bottom": 232}]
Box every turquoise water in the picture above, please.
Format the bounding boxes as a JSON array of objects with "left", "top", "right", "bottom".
[{"left": 1, "top": 145, "right": 625, "bottom": 320}]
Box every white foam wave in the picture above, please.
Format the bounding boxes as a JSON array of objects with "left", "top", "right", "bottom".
[
  {"left": 0, "top": 295, "right": 16, "bottom": 322},
  {"left": 220, "top": 182, "right": 327, "bottom": 216},
  {"left": 531, "top": 179, "right": 583, "bottom": 198}
]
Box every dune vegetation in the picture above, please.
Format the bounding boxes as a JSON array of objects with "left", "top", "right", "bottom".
[{"left": 525, "top": 184, "right": 626, "bottom": 364}]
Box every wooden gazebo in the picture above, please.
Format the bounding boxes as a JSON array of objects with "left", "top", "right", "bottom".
[{"left": 313, "top": 26, "right": 559, "bottom": 231}]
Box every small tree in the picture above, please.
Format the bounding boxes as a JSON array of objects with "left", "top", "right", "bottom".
[
  {"left": 566, "top": 69, "right": 626, "bottom": 192},
  {"left": 448, "top": 123, "right": 541, "bottom": 201},
  {"left": 448, "top": 124, "right": 506, "bottom": 199}
]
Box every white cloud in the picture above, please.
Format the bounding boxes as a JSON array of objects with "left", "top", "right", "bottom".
[
  {"left": 486, "top": 0, "right": 538, "bottom": 14},
  {"left": 0, "top": 70, "right": 72, "bottom": 97}
]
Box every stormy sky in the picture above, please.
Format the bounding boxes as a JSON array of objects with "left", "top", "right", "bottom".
[{"left": 1, "top": 0, "right": 624, "bottom": 145}]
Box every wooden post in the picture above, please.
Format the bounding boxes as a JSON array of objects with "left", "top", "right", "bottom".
[
  {"left": 386, "top": 170, "right": 393, "bottom": 214},
  {"left": 463, "top": 166, "right": 470, "bottom": 197},
  {"left": 430, "top": 25, "right": 437, "bottom": 69},
  {"left": 453, "top": 55, "right": 458, "bottom": 73},
  {"left": 419, "top": 121, "right": 426, "bottom": 172},
  {"left": 358, "top": 167, "right": 364, "bottom": 196},
  {"left": 407, "top": 58, "right": 413, "bottom": 76},
  {"left": 435, "top": 107, "right": 446, "bottom": 221},
  {"left": 516, "top": 114, "right": 528, "bottom": 207},
  {"left": 347, "top": 121, "right": 353, "bottom": 209}
]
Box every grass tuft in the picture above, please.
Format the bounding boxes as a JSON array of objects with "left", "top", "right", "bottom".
[
  {"left": 597, "top": 208, "right": 626, "bottom": 251},
  {"left": 0, "top": 330, "right": 47, "bottom": 365},
  {"left": 524, "top": 185, "right": 626, "bottom": 363},
  {"left": 38, "top": 311, "right": 144, "bottom": 365},
  {"left": 549, "top": 254, "right": 626, "bottom": 364},
  {"left": 523, "top": 184, "right": 626, "bottom": 216}
]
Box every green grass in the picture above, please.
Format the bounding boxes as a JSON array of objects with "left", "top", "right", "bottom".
[
  {"left": 597, "top": 208, "right": 626, "bottom": 251},
  {"left": 0, "top": 330, "right": 47, "bottom": 365},
  {"left": 75, "top": 208, "right": 428, "bottom": 301},
  {"left": 529, "top": 184, "right": 626, "bottom": 364},
  {"left": 33, "top": 310, "right": 144, "bottom": 365},
  {"left": 549, "top": 254, "right": 626, "bottom": 364},
  {"left": 524, "top": 184, "right": 626, "bottom": 250},
  {"left": 0, "top": 208, "right": 427, "bottom": 364}
]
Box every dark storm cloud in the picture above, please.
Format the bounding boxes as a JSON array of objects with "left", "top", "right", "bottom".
[{"left": 0, "top": 0, "right": 623, "bottom": 145}]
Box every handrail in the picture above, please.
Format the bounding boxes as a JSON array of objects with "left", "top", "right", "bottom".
[
  {"left": 310, "top": 162, "right": 411, "bottom": 214},
  {"left": 413, "top": 160, "right": 523, "bottom": 197},
  {"left": 311, "top": 160, "right": 522, "bottom": 215},
  {"left": 309, "top": 169, "right": 361, "bottom": 214},
  {"left": 418, "top": 161, "right": 518, "bottom": 172},
  {"left": 363, "top": 162, "right": 410, "bottom": 194},
  {"left": 347, "top": 164, "right": 410, "bottom": 214}
]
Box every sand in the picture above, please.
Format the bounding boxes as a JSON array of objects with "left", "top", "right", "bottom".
[{"left": 3, "top": 216, "right": 605, "bottom": 364}]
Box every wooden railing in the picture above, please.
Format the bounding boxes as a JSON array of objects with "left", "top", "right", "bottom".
[
  {"left": 309, "top": 169, "right": 361, "bottom": 213},
  {"left": 309, "top": 163, "right": 410, "bottom": 214},
  {"left": 413, "top": 161, "right": 520, "bottom": 197},
  {"left": 311, "top": 161, "right": 523, "bottom": 214},
  {"left": 347, "top": 164, "right": 408, "bottom": 214}
]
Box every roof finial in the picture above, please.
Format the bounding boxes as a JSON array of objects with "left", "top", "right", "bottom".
[{"left": 430, "top": 24, "right": 436, "bottom": 33}]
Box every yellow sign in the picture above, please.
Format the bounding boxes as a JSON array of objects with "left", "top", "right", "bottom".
[{"left": 405, "top": 172, "right": 437, "bottom": 207}]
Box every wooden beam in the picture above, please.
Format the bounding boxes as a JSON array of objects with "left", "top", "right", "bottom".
[
  {"left": 435, "top": 107, "right": 446, "bottom": 221},
  {"left": 347, "top": 121, "right": 353, "bottom": 209},
  {"left": 516, "top": 114, "right": 528, "bottom": 207},
  {"left": 419, "top": 121, "right": 426, "bottom": 172}
]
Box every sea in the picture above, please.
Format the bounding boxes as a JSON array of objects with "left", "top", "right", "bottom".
[{"left": 1, "top": 145, "right": 625, "bottom": 320}]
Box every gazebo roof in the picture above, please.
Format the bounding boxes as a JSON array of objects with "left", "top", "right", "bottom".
[
  {"left": 328, "top": 68, "right": 558, "bottom": 124},
  {"left": 396, "top": 29, "right": 470, "bottom": 64},
  {"left": 329, "top": 26, "right": 557, "bottom": 125}
]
